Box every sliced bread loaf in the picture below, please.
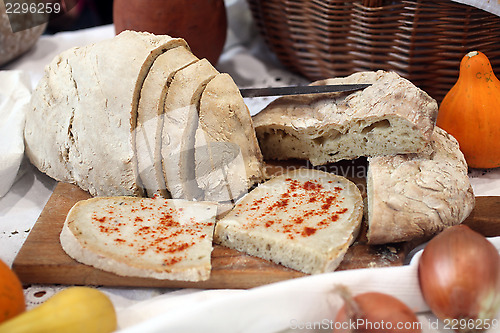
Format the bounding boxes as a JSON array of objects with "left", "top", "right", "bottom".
[
  {"left": 25, "top": 32, "right": 267, "bottom": 200},
  {"left": 214, "top": 169, "right": 363, "bottom": 274},
  {"left": 252, "top": 71, "right": 438, "bottom": 166},
  {"left": 25, "top": 31, "right": 186, "bottom": 196},
  {"left": 366, "top": 127, "right": 475, "bottom": 244},
  {"left": 60, "top": 197, "right": 218, "bottom": 281}
]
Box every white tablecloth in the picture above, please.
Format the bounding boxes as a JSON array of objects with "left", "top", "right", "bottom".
[{"left": 1, "top": 2, "right": 500, "bottom": 331}]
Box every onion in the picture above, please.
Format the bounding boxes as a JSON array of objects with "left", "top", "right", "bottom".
[
  {"left": 334, "top": 288, "right": 422, "bottom": 333},
  {"left": 418, "top": 225, "right": 500, "bottom": 333}
]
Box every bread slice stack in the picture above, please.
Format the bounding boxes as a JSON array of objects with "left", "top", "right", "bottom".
[
  {"left": 60, "top": 197, "right": 218, "bottom": 281},
  {"left": 25, "top": 30, "right": 265, "bottom": 202},
  {"left": 214, "top": 169, "right": 364, "bottom": 274},
  {"left": 161, "top": 58, "right": 219, "bottom": 200},
  {"left": 136, "top": 46, "right": 198, "bottom": 198}
]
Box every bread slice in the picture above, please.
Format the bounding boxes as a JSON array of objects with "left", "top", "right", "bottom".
[
  {"left": 161, "top": 59, "right": 219, "bottom": 200},
  {"left": 25, "top": 31, "right": 186, "bottom": 196},
  {"left": 214, "top": 169, "right": 363, "bottom": 274},
  {"left": 252, "top": 70, "right": 438, "bottom": 166},
  {"left": 366, "top": 127, "right": 475, "bottom": 244},
  {"left": 136, "top": 45, "right": 198, "bottom": 198},
  {"left": 60, "top": 197, "right": 218, "bottom": 281},
  {"left": 195, "top": 73, "right": 265, "bottom": 202}
]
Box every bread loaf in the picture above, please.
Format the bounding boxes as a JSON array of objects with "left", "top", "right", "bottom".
[
  {"left": 60, "top": 197, "right": 218, "bottom": 281},
  {"left": 252, "top": 71, "right": 438, "bottom": 166},
  {"left": 25, "top": 31, "right": 186, "bottom": 196},
  {"left": 366, "top": 127, "right": 475, "bottom": 244},
  {"left": 214, "top": 169, "right": 363, "bottom": 274},
  {"left": 25, "top": 31, "right": 265, "bottom": 200}
]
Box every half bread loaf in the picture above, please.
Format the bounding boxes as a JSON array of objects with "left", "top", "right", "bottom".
[
  {"left": 252, "top": 71, "right": 438, "bottom": 166},
  {"left": 214, "top": 169, "right": 363, "bottom": 274},
  {"left": 60, "top": 197, "right": 218, "bottom": 281}
]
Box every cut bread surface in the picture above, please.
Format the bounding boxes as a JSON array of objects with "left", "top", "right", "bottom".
[
  {"left": 60, "top": 197, "right": 218, "bottom": 281},
  {"left": 214, "top": 169, "right": 363, "bottom": 274},
  {"left": 253, "top": 71, "right": 438, "bottom": 166}
]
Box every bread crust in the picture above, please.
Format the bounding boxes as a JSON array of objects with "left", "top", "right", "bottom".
[{"left": 366, "top": 127, "right": 475, "bottom": 244}]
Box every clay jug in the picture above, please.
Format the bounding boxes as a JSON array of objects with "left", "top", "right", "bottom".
[{"left": 113, "top": 0, "right": 227, "bottom": 65}]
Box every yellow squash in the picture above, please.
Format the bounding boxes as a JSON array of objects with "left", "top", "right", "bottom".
[
  {"left": 436, "top": 50, "right": 500, "bottom": 169},
  {"left": 0, "top": 287, "right": 117, "bottom": 333}
]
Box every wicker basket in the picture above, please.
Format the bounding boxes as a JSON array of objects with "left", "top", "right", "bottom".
[{"left": 246, "top": 0, "right": 500, "bottom": 102}]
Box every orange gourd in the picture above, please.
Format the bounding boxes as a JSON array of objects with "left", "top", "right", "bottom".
[
  {"left": 0, "top": 259, "right": 25, "bottom": 324},
  {"left": 436, "top": 51, "right": 500, "bottom": 169}
]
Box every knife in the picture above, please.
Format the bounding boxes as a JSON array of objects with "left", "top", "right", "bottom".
[{"left": 239, "top": 83, "right": 371, "bottom": 98}]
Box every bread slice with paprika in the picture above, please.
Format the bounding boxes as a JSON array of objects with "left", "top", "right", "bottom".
[
  {"left": 60, "top": 197, "right": 218, "bottom": 281},
  {"left": 214, "top": 168, "right": 363, "bottom": 274}
]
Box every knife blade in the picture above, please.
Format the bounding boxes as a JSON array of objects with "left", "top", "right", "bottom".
[{"left": 239, "top": 83, "right": 371, "bottom": 98}]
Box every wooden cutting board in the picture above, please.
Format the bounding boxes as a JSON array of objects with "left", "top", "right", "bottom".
[{"left": 12, "top": 173, "right": 500, "bottom": 289}]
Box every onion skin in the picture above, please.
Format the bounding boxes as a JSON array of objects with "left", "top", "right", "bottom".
[
  {"left": 334, "top": 292, "right": 422, "bottom": 333},
  {"left": 418, "top": 225, "right": 500, "bottom": 332}
]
